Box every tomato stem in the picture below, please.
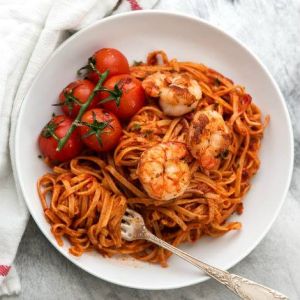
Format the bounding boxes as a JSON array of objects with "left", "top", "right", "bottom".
[
  {"left": 80, "top": 111, "right": 112, "bottom": 147},
  {"left": 98, "top": 84, "right": 122, "bottom": 107},
  {"left": 77, "top": 55, "right": 123, "bottom": 107},
  {"left": 41, "top": 119, "right": 62, "bottom": 141},
  {"left": 53, "top": 90, "right": 82, "bottom": 112},
  {"left": 57, "top": 68, "right": 109, "bottom": 151},
  {"left": 77, "top": 57, "right": 96, "bottom": 76}
]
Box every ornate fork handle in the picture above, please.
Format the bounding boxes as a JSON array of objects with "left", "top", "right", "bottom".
[{"left": 142, "top": 228, "right": 288, "bottom": 300}]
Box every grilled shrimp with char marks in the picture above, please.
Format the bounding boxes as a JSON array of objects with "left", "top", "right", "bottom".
[
  {"left": 188, "top": 110, "right": 232, "bottom": 170},
  {"left": 137, "top": 142, "right": 191, "bottom": 201},
  {"left": 142, "top": 72, "right": 202, "bottom": 117}
]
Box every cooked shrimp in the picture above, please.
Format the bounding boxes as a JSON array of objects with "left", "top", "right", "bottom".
[
  {"left": 142, "top": 72, "right": 202, "bottom": 117},
  {"left": 187, "top": 110, "right": 232, "bottom": 170},
  {"left": 137, "top": 142, "right": 191, "bottom": 200}
]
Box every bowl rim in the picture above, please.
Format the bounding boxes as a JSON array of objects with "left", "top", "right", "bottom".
[{"left": 14, "top": 10, "right": 294, "bottom": 290}]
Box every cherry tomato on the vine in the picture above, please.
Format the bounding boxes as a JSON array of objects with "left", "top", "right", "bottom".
[
  {"left": 79, "top": 108, "right": 122, "bottom": 152},
  {"left": 99, "top": 74, "right": 145, "bottom": 120},
  {"left": 38, "top": 115, "right": 83, "bottom": 162},
  {"left": 85, "top": 48, "right": 130, "bottom": 83},
  {"left": 59, "top": 80, "right": 98, "bottom": 119}
]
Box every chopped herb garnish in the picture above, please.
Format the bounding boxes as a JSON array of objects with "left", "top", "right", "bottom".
[
  {"left": 132, "top": 123, "right": 141, "bottom": 131},
  {"left": 220, "top": 149, "right": 229, "bottom": 159},
  {"left": 144, "top": 130, "right": 153, "bottom": 137},
  {"left": 133, "top": 60, "right": 143, "bottom": 66},
  {"left": 214, "top": 78, "right": 221, "bottom": 86}
]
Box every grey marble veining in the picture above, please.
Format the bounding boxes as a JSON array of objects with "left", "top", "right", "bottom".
[{"left": 4, "top": 0, "right": 300, "bottom": 299}]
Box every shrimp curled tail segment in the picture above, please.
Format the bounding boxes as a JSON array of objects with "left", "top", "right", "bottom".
[
  {"left": 187, "top": 110, "right": 232, "bottom": 170},
  {"left": 142, "top": 72, "right": 202, "bottom": 117},
  {"left": 136, "top": 142, "right": 191, "bottom": 201}
]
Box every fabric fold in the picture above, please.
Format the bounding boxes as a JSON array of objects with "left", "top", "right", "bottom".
[{"left": 0, "top": 0, "right": 158, "bottom": 296}]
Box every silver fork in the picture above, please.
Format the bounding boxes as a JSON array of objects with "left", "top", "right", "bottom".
[{"left": 121, "top": 208, "right": 288, "bottom": 300}]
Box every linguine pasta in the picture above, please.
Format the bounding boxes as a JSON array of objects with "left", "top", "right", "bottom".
[{"left": 37, "top": 51, "right": 269, "bottom": 267}]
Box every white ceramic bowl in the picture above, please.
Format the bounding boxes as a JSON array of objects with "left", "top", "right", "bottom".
[{"left": 14, "top": 11, "right": 294, "bottom": 290}]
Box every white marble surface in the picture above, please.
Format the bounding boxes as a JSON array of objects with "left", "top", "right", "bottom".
[{"left": 5, "top": 0, "right": 300, "bottom": 299}]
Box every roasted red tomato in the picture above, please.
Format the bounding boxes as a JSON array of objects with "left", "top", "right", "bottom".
[
  {"left": 38, "top": 115, "right": 83, "bottom": 162},
  {"left": 86, "top": 48, "right": 130, "bottom": 83},
  {"left": 99, "top": 74, "right": 145, "bottom": 119},
  {"left": 80, "top": 108, "right": 122, "bottom": 152},
  {"left": 59, "top": 80, "right": 98, "bottom": 119}
]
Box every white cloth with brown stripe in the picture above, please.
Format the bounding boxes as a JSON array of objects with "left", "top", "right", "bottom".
[{"left": 0, "top": 0, "right": 158, "bottom": 296}]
